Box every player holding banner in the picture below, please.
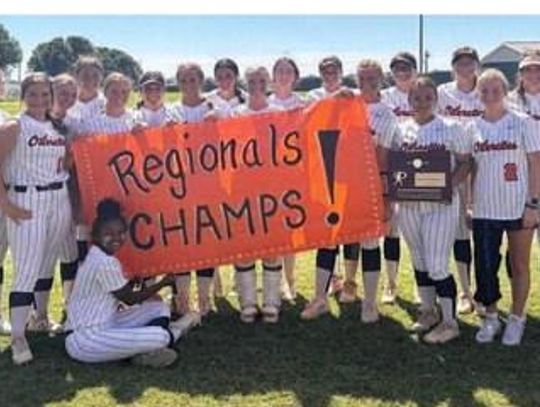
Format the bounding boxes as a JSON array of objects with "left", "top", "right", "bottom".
[{"left": 389, "top": 76, "right": 472, "bottom": 344}]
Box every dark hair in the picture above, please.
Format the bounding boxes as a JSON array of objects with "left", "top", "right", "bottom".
[
  {"left": 390, "top": 52, "right": 418, "bottom": 71},
  {"left": 451, "top": 46, "right": 480, "bottom": 65},
  {"left": 73, "top": 55, "right": 104, "bottom": 76},
  {"left": 272, "top": 57, "right": 300, "bottom": 80},
  {"left": 318, "top": 56, "right": 343, "bottom": 73},
  {"left": 409, "top": 75, "right": 438, "bottom": 101},
  {"left": 213, "top": 58, "right": 245, "bottom": 103},
  {"left": 91, "top": 198, "right": 127, "bottom": 241}
]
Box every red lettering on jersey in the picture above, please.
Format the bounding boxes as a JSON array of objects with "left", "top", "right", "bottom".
[
  {"left": 400, "top": 142, "right": 447, "bottom": 152},
  {"left": 503, "top": 163, "right": 518, "bottom": 182},
  {"left": 444, "top": 105, "right": 483, "bottom": 117},
  {"left": 28, "top": 135, "right": 66, "bottom": 147},
  {"left": 474, "top": 140, "right": 518, "bottom": 152},
  {"left": 527, "top": 111, "right": 540, "bottom": 121},
  {"left": 393, "top": 107, "right": 414, "bottom": 117}
]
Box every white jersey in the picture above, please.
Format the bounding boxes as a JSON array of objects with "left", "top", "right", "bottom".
[
  {"left": 471, "top": 110, "right": 540, "bottom": 220},
  {"left": 306, "top": 86, "right": 349, "bottom": 103},
  {"left": 507, "top": 91, "right": 540, "bottom": 136},
  {"left": 232, "top": 103, "right": 283, "bottom": 117},
  {"left": 133, "top": 105, "right": 182, "bottom": 128},
  {"left": 367, "top": 101, "right": 400, "bottom": 149},
  {"left": 268, "top": 93, "right": 305, "bottom": 111},
  {"left": 395, "top": 116, "right": 471, "bottom": 211},
  {"left": 69, "top": 94, "right": 106, "bottom": 121},
  {"left": 205, "top": 89, "right": 247, "bottom": 118},
  {"left": 382, "top": 86, "right": 414, "bottom": 123},
  {"left": 437, "top": 81, "right": 484, "bottom": 124},
  {"left": 77, "top": 110, "right": 138, "bottom": 136},
  {"left": 4, "top": 113, "right": 69, "bottom": 185},
  {"left": 66, "top": 245, "right": 128, "bottom": 331},
  {"left": 169, "top": 100, "right": 214, "bottom": 123}
]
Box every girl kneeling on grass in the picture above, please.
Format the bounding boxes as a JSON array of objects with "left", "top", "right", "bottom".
[{"left": 65, "top": 199, "right": 200, "bottom": 368}]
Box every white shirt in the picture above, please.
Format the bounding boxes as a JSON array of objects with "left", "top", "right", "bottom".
[
  {"left": 507, "top": 91, "right": 540, "bottom": 136},
  {"left": 232, "top": 103, "right": 283, "bottom": 117},
  {"left": 268, "top": 93, "right": 305, "bottom": 111},
  {"left": 77, "top": 110, "right": 138, "bottom": 136},
  {"left": 4, "top": 113, "right": 69, "bottom": 185},
  {"left": 205, "top": 89, "right": 247, "bottom": 118},
  {"left": 382, "top": 86, "right": 414, "bottom": 123},
  {"left": 367, "top": 101, "right": 400, "bottom": 149},
  {"left": 437, "top": 81, "right": 484, "bottom": 124},
  {"left": 305, "top": 86, "right": 349, "bottom": 104},
  {"left": 471, "top": 110, "right": 540, "bottom": 220},
  {"left": 394, "top": 115, "right": 471, "bottom": 211},
  {"left": 133, "top": 105, "right": 182, "bottom": 128},
  {"left": 66, "top": 245, "right": 128, "bottom": 331},
  {"left": 69, "top": 94, "right": 106, "bottom": 121},
  {"left": 169, "top": 100, "right": 214, "bottom": 123}
]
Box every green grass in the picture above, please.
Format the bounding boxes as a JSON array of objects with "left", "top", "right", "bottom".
[
  {"left": 0, "top": 246, "right": 540, "bottom": 407},
  {"left": 1, "top": 96, "right": 540, "bottom": 406}
]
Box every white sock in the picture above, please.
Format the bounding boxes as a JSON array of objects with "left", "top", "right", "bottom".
[
  {"left": 418, "top": 286, "right": 436, "bottom": 311},
  {"left": 34, "top": 290, "right": 52, "bottom": 319},
  {"left": 362, "top": 271, "right": 380, "bottom": 306},
  {"left": 439, "top": 297, "right": 456, "bottom": 324},
  {"left": 315, "top": 268, "right": 333, "bottom": 299},
  {"left": 385, "top": 261, "right": 398, "bottom": 286},
  {"left": 10, "top": 305, "right": 31, "bottom": 338},
  {"left": 456, "top": 262, "right": 471, "bottom": 295}
]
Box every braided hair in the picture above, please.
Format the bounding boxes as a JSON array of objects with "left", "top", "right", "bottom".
[{"left": 91, "top": 198, "right": 127, "bottom": 243}]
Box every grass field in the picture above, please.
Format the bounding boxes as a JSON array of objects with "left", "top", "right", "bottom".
[{"left": 1, "top": 97, "right": 540, "bottom": 407}]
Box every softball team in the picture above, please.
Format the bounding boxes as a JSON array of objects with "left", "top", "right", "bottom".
[
  {"left": 1, "top": 48, "right": 540, "bottom": 366},
  {"left": 470, "top": 69, "right": 540, "bottom": 346}
]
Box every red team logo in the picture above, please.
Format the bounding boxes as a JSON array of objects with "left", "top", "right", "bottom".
[{"left": 503, "top": 162, "right": 518, "bottom": 182}]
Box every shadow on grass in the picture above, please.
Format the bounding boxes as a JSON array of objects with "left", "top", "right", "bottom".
[{"left": 1, "top": 295, "right": 540, "bottom": 407}]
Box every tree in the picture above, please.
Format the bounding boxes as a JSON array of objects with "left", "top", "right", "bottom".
[
  {"left": 0, "top": 24, "right": 23, "bottom": 70},
  {"left": 295, "top": 75, "right": 321, "bottom": 92},
  {"left": 27, "top": 36, "right": 96, "bottom": 75},
  {"left": 97, "top": 47, "right": 142, "bottom": 83}
]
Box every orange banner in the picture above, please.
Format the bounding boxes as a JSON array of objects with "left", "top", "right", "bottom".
[{"left": 72, "top": 98, "right": 385, "bottom": 278}]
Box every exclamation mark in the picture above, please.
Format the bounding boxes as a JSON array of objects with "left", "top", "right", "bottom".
[{"left": 317, "top": 129, "right": 340, "bottom": 226}]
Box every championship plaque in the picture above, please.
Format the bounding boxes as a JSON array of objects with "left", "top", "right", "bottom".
[{"left": 385, "top": 150, "right": 452, "bottom": 203}]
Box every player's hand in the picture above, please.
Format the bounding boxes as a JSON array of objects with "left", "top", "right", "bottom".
[
  {"left": 522, "top": 207, "right": 539, "bottom": 229},
  {"left": 203, "top": 110, "right": 219, "bottom": 122},
  {"left": 1, "top": 200, "right": 32, "bottom": 224},
  {"left": 62, "top": 148, "right": 75, "bottom": 171},
  {"left": 132, "top": 122, "right": 148, "bottom": 135},
  {"left": 333, "top": 88, "right": 355, "bottom": 99}
]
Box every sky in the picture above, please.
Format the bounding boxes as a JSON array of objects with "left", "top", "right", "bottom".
[{"left": 1, "top": 15, "right": 540, "bottom": 79}]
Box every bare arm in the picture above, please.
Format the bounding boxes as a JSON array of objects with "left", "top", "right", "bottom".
[
  {"left": 112, "top": 274, "right": 175, "bottom": 306},
  {"left": 523, "top": 151, "right": 540, "bottom": 228},
  {"left": 451, "top": 153, "right": 472, "bottom": 188}
]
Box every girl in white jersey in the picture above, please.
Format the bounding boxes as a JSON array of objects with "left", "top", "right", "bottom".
[
  {"left": 0, "top": 73, "right": 72, "bottom": 364},
  {"left": 206, "top": 58, "right": 247, "bottom": 117},
  {"left": 232, "top": 66, "right": 284, "bottom": 323},
  {"left": 269, "top": 57, "right": 305, "bottom": 302},
  {"left": 65, "top": 199, "right": 200, "bottom": 368},
  {"left": 380, "top": 52, "right": 418, "bottom": 304},
  {"left": 469, "top": 69, "right": 540, "bottom": 346},
  {"left": 69, "top": 55, "right": 106, "bottom": 122},
  {"left": 170, "top": 63, "right": 222, "bottom": 318},
  {"left": 0, "top": 67, "right": 11, "bottom": 335},
  {"left": 437, "top": 47, "right": 484, "bottom": 315},
  {"left": 133, "top": 71, "right": 181, "bottom": 127},
  {"left": 37, "top": 74, "right": 80, "bottom": 329},
  {"left": 306, "top": 55, "right": 347, "bottom": 104},
  {"left": 392, "top": 76, "right": 472, "bottom": 344}
]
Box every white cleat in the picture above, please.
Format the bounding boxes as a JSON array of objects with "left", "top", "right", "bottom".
[
  {"left": 0, "top": 317, "right": 12, "bottom": 336},
  {"left": 131, "top": 348, "right": 178, "bottom": 368},
  {"left": 11, "top": 337, "right": 33, "bottom": 366},
  {"left": 475, "top": 315, "right": 502, "bottom": 344},
  {"left": 423, "top": 321, "right": 460, "bottom": 344},
  {"left": 502, "top": 314, "right": 526, "bottom": 346}
]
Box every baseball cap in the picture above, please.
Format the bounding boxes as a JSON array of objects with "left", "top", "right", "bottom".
[
  {"left": 318, "top": 56, "right": 343, "bottom": 72},
  {"left": 451, "top": 47, "right": 480, "bottom": 64},
  {"left": 139, "top": 71, "right": 165, "bottom": 88},
  {"left": 518, "top": 51, "right": 540, "bottom": 70},
  {"left": 390, "top": 52, "right": 417, "bottom": 71}
]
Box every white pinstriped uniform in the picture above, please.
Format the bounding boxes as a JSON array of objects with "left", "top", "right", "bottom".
[
  {"left": 0, "top": 110, "right": 9, "bottom": 266},
  {"left": 169, "top": 100, "right": 214, "bottom": 123},
  {"left": 268, "top": 93, "right": 305, "bottom": 110},
  {"left": 507, "top": 91, "right": 540, "bottom": 136},
  {"left": 68, "top": 94, "right": 106, "bottom": 121},
  {"left": 205, "top": 89, "right": 247, "bottom": 118},
  {"left": 133, "top": 105, "right": 183, "bottom": 128},
  {"left": 382, "top": 86, "right": 415, "bottom": 123},
  {"left": 438, "top": 81, "right": 484, "bottom": 240},
  {"left": 77, "top": 110, "right": 139, "bottom": 136},
  {"left": 65, "top": 245, "right": 171, "bottom": 363},
  {"left": 470, "top": 110, "right": 540, "bottom": 220},
  {"left": 381, "top": 86, "right": 413, "bottom": 237},
  {"left": 396, "top": 116, "right": 472, "bottom": 280},
  {"left": 5, "top": 114, "right": 72, "bottom": 292}
]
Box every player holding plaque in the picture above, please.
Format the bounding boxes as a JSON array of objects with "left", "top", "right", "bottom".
[{"left": 388, "top": 77, "right": 473, "bottom": 344}]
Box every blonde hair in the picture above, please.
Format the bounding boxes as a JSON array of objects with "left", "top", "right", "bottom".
[
  {"left": 245, "top": 66, "right": 270, "bottom": 82},
  {"left": 176, "top": 63, "right": 205, "bottom": 84},
  {"left": 52, "top": 73, "right": 77, "bottom": 89},
  {"left": 477, "top": 68, "right": 509, "bottom": 95},
  {"left": 357, "top": 59, "right": 384, "bottom": 77},
  {"left": 103, "top": 72, "right": 132, "bottom": 94},
  {"left": 73, "top": 55, "right": 104, "bottom": 75},
  {"left": 20, "top": 72, "right": 51, "bottom": 100}
]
